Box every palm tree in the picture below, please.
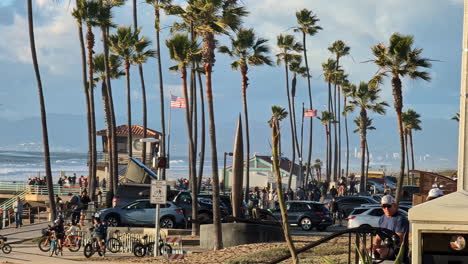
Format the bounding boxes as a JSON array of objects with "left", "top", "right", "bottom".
[
  {"left": 131, "top": 36, "right": 156, "bottom": 164},
  {"left": 99, "top": 0, "right": 124, "bottom": 198},
  {"left": 181, "top": 0, "right": 247, "bottom": 249},
  {"left": 289, "top": 56, "right": 308, "bottom": 186},
  {"left": 293, "top": 8, "right": 322, "bottom": 187},
  {"left": 27, "top": 0, "right": 57, "bottom": 218},
  {"left": 346, "top": 81, "right": 388, "bottom": 193},
  {"left": 328, "top": 40, "right": 350, "bottom": 182},
  {"left": 166, "top": 33, "right": 201, "bottom": 236},
  {"left": 402, "top": 109, "right": 422, "bottom": 185},
  {"left": 452, "top": 112, "right": 460, "bottom": 122},
  {"left": 318, "top": 111, "right": 334, "bottom": 182},
  {"left": 218, "top": 28, "right": 272, "bottom": 202},
  {"left": 109, "top": 26, "right": 141, "bottom": 158},
  {"left": 369, "top": 33, "right": 431, "bottom": 203},
  {"left": 353, "top": 118, "right": 376, "bottom": 187},
  {"left": 321, "top": 59, "right": 340, "bottom": 180},
  {"left": 269, "top": 105, "right": 298, "bottom": 264},
  {"left": 146, "top": 0, "right": 173, "bottom": 180},
  {"left": 276, "top": 34, "right": 303, "bottom": 189},
  {"left": 341, "top": 80, "right": 354, "bottom": 179},
  {"left": 72, "top": 0, "right": 93, "bottom": 196}
]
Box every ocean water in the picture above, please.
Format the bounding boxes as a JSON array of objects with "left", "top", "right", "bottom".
[{"left": 0, "top": 151, "right": 202, "bottom": 182}]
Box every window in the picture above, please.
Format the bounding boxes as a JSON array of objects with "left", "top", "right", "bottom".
[
  {"left": 126, "top": 201, "right": 148, "bottom": 210},
  {"left": 368, "top": 208, "right": 384, "bottom": 217},
  {"left": 350, "top": 208, "right": 368, "bottom": 215}
]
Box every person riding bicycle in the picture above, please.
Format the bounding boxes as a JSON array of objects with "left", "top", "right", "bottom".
[
  {"left": 371, "top": 195, "right": 409, "bottom": 260},
  {"left": 91, "top": 217, "right": 107, "bottom": 253},
  {"left": 50, "top": 217, "right": 65, "bottom": 251}
]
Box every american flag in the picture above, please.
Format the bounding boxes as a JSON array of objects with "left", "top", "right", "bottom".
[
  {"left": 170, "top": 95, "right": 186, "bottom": 109},
  {"left": 304, "top": 109, "right": 318, "bottom": 117}
]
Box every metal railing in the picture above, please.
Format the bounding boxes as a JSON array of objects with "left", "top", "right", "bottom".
[
  {"left": 266, "top": 226, "right": 409, "bottom": 264},
  {"left": 0, "top": 182, "right": 96, "bottom": 196}
]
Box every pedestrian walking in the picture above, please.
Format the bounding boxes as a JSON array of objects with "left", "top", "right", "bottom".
[{"left": 13, "top": 197, "right": 23, "bottom": 228}]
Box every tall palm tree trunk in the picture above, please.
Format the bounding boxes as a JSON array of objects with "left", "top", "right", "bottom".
[
  {"left": 325, "top": 125, "right": 330, "bottom": 182},
  {"left": 75, "top": 2, "right": 93, "bottom": 194},
  {"left": 405, "top": 131, "right": 410, "bottom": 185},
  {"left": 359, "top": 109, "right": 367, "bottom": 194},
  {"left": 27, "top": 0, "right": 56, "bottom": 218},
  {"left": 344, "top": 97, "right": 349, "bottom": 178},
  {"left": 409, "top": 130, "right": 415, "bottom": 185},
  {"left": 197, "top": 71, "right": 206, "bottom": 194},
  {"left": 181, "top": 67, "right": 199, "bottom": 236},
  {"left": 203, "top": 31, "right": 222, "bottom": 249},
  {"left": 392, "top": 76, "right": 405, "bottom": 204},
  {"left": 338, "top": 85, "right": 342, "bottom": 180},
  {"left": 302, "top": 32, "right": 314, "bottom": 191},
  {"left": 241, "top": 66, "right": 251, "bottom": 202},
  {"left": 98, "top": 7, "right": 118, "bottom": 196},
  {"left": 365, "top": 139, "right": 370, "bottom": 191},
  {"left": 133, "top": 0, "right": 148, "bottom": 164},
  {"left": 125, "top": 61, "right": 133, "bottom": 157},
  {"left": 284, "top": 60, "right": 296, "bottom": 189},
  {"left": 154, "top": 8, "right": 166, "bottom": 179},
  {"left": 271, "top": 119, "right": 298, "bottom": 264},
  {"left": 86, "top": 25, "right": 97, "bottom": 200},
  {"left": 327, "top": 81, "right": 334, "bottom": 181},
  {"left": 291, "top": 74, "right": 302, "bottom": 186}
]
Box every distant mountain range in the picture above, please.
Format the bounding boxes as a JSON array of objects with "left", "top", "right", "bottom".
[{"left": 0, "top": 113, "right": 459, "bottom": 170}]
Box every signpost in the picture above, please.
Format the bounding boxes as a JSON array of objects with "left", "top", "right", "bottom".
[{"left": 151, "top": 179, "right": 167, "bottom": 256}]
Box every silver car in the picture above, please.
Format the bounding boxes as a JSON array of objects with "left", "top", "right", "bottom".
[{"left": 95, "top": 199, "right": 187, "bottom": 228}]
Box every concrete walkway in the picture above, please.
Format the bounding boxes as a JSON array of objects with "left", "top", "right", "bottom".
[{"left": 0, "top": 222, "right": 50, "bottom": 244}]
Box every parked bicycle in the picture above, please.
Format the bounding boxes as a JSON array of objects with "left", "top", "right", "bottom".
[
  {"left": 0, "top": 235, "right": 12, "bottom": 254},
  {"left": 133, "top": 234, "right": 172, "bottom": 257}
]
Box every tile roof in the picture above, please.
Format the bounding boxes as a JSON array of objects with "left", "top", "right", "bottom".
[{"left": 97, "top": 125, "right": 161, "bottom": 137}]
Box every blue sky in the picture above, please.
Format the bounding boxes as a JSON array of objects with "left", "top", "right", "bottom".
[{"left": 0, "top": 0, "right": 463, "bottom": 169}]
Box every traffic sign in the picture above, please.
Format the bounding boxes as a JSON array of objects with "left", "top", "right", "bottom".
[{"left": 150, "top": 180, "right": 167, "bottom": 204}]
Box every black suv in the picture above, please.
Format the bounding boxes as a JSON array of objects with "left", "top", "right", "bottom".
[
  {"left": 329, "top": 196, "right": 379, "bottom": 217},
  {"left": 272, "top": 201, "right": 332, "bottom": 231}
]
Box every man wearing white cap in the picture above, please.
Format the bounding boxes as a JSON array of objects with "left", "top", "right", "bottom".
[{"left": 372, "top": 195, "right": 409, "bottom": 259}]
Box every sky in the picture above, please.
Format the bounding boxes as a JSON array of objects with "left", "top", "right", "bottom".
[{"left": 0, "top": 0, "right": 464, "bottom": 169}]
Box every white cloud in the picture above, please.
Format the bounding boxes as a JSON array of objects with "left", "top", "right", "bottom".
[{"left": 0, "top": 2, "right": 78, "bottom": 75}]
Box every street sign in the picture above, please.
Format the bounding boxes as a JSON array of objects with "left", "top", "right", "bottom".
[{"left": 150, "top": 180, "right": 167, "bottom": 204}]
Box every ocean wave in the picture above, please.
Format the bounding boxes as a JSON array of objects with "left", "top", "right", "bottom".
[{"left": 169, "top": 160, "right": 185, "bottom": 164}]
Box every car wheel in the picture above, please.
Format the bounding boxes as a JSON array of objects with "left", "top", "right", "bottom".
[
  {"left": 198, "top": 212, "right": 212, "bottom": 224},
  {"left": 300, "top": 217, "right": 313, "bottom": 231},
  {"left": 160, "top": 217, "right": 175, "bottom": 229},
  {"left": 106, "top": 215, "right": 120, "bottom": 227}
]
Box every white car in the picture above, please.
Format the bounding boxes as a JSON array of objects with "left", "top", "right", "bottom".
[{"left": 347, "top": 206, "right": 408, "bottom": 229}]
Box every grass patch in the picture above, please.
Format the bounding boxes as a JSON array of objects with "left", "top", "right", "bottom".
[{"left": 224, "top": 247, "right": 290, "bottom": 264}]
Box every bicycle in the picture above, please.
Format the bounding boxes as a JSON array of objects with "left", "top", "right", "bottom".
[
  {"left": 83, "top": 233, "right": 106, "bottom": 258},
  {"left": 133, "top": 234, "right": 172, "bottom": 257},
  {"left": 0, "top": 235, "right": 12, "bottom": 254},
  {"left": 38, "top": 226, "right": 82, "bottom": 252},
  {"left": 105, "top": 230, "right": 122, "bottom": 253}
]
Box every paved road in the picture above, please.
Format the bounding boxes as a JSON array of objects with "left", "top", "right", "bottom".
[{"left": 0, "top": 222, "right": 50, "bottom": 244}]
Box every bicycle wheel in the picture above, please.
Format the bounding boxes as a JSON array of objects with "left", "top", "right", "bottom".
[
  {"left": 133, "top": 243, "right": 146, "bottom": 257},
  {"left": 159, "top": 243, "right": 172, "bottom": 256},
  {"left": 2, "top": 244, "right": 12, "bottom": 254},
  {"left": 106, "top": 238, "right": 121, "bottom": 253},
  {"left": 67, "top": 236, "right": 81, "bottom": 252},
  {"left": 83, "top": 243, "right": 94, "bottom": 258},
  {"left": 38, "top": 237, "right": 51, "bottom": 252}
]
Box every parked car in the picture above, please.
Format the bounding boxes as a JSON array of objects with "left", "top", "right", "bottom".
[
  {"left": 172, "top": 191, "right": 231, "bottom": 224},
  {"left": 360, "top": 203, "right": 412, "bottom": 212},
  {"left": 347, "top": 206, "right": 408, "bottom": 229},
  {"left": 329, "top": 196, "right": 379, "bottom": 218},
  {"left": 271, "top": 201, "right": 333, "bottom": 231},
  {"left": 95, "top": 199, "right": 186, "bottom": 228}
]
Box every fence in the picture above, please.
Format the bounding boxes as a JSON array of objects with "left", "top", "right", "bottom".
[{"left": 1, "top": 206, "right": 50, "bottom": 229}]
